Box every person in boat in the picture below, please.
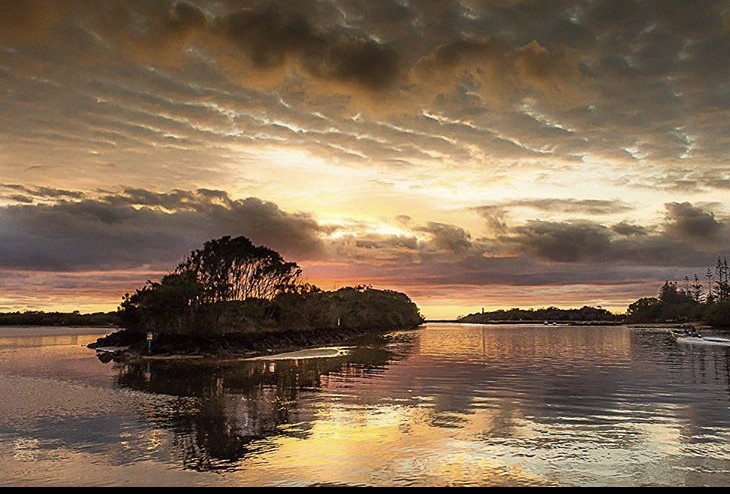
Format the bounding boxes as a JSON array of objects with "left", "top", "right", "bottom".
[{"left": 671, "top": 328, "right": 702, "bottom": 339}]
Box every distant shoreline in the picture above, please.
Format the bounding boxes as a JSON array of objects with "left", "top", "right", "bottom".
[
  {"left": 0, "top": 311, "right": 120, "bottom": 327},
  {"left": 0, "top": 323, "right": 120, "bottom": 328},
  {"left": 427, "top": 320, "right": 624, "bottom": 325}
]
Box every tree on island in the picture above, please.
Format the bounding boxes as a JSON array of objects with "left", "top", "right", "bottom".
[
  {"left": 176, "top": 236, "right": 302, "bottom": 303},
  {"left": 118, "top": 236, "right": 423, "bottom": 337},
  {"left": 120, "top": 236, "right": 302, "bottom": 333}
]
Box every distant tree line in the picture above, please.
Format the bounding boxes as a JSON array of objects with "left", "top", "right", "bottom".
[
  {"left": 627, "top": 257, "right": 730, "bottom": 327},
  {"left": 119, "top": 236, "right": 424, "bottom": 336},
  {"left": 0, "top": 311, "right": 120, "bottom": 327},
  {"left": 458, "top": 306, "right": 618, "bottom": 324}
]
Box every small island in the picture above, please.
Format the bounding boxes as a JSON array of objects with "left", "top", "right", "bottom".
[
  {"left": 90, "top": 236, "right": 425, "bottom": 358},
  {"left": 458, "top": 306, "right": 620, "bottom": 325},
  {"left": 10, "top": 242, "right": 727, "bottom": 358}
]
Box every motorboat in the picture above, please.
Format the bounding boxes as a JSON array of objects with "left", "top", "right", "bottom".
[
  {"left": 676, "top": 336, "right": 730, "bottom": 347},
  {"left": 671, "top": 329, "right": 730, "bottom": 347}
]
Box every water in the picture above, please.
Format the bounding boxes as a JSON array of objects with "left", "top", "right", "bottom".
[{"left": 1, "top": 324, "right": 729, "bottom": 486}]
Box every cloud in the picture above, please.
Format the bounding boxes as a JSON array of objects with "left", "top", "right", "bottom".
[
  {"left": 2, "top": 189, "right": 725, "bottom": 275},
  {"left": 216, "top": 6, "right": 401, "bottom": 93},
  {"left": 503, "top": 221, "right": 615, "bottom": 263},
  {"left": 3, "top": 0, "right": 730, "bottom": 171},
  {"left": 0, "top": 189, "right": 326, "bottom": 271},
  {"left": 1, "top": 184, "right": 86, "bottom": 201},
  {"left": 664, "top": 202, "right": 723, "bottom": 243},
  {"left": 493, "top": 203, "right": 728, "bottom": 266},
  {"left": 0, "top": 0, "right": 59, "bottom": 43},
  {"left": 412, "top": 37, "right": 591, "bottom": 108},
  {"left": 611, "top": 222, "right": 649, "bottom": 237},
  {"left": 477, "top": 198, "right": 633, "bottom": 218},
  {"left": 3, "top": 1, "right": 730, "bottom": 314},
  {"left": 416, "top": 222, "right": 474, "bottom": 254}
]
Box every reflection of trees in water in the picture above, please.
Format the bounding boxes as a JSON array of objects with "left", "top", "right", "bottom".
[
  {"left": 641, "top": 333, "right": 730, "bottom": 433},
  {"left": 397, "top": 327, "right": 730, "bottom": 455},
  {"left": 113, "top": 334, "right": 416, "bottom": 472},
  {"left": 628, "top": 331, "right": 730, "bottom": 483}
]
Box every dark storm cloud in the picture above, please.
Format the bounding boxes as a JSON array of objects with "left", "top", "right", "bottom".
[
  {"left": 216, "top": 6, "right": 401, "bottom": 92},
  {"left": 0, "top": 190, "right": 326, "bottom": 271},
  {"left": 3, "top": 0, "right": 730, "bottom": 175},
  {"left": 0, "top": 191, "right": 727, "bottom": 300},
  {"left": 664, "top": 202, "right": 723, "bottom": 242},
  {"left": 504, "top": 221, "right": 615, "bottom": 264},
  {"left": 494, "top": 203, "right": 729, "bottom": 266}
]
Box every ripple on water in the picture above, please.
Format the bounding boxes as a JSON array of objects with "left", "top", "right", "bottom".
[{"left": 1, "top": 324, "right": 730, "bottom": 486}]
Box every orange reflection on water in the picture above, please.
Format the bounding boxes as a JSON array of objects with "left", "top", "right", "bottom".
[{"left": 2, "top": 324, "right": 730, "bottom": 486}]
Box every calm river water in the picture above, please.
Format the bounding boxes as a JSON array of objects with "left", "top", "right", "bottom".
[{"left": 1, "top": 324, "right": 729, "bottom": 486}]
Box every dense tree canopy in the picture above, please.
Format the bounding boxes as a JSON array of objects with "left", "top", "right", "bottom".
[
  {"left": 626, "top": 257, "right": 730, "bottom": 327},
  {"left": 459, "top": 306, "right": 617, "bottom": 324},
  {"left": 118, "top": 236, "right": 423, "bottom": 335},
  {"left": 176, "top": 236, "right": 302, "bottom": 303}
]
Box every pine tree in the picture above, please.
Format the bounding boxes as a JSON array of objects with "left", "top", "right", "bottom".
[
  {"left": 692, "top": 274, "right": 703, "bottom": 303},
  {"left": 706, "top": 268, "right": 715, "bottom": 303},
  {"left": 715, "top": 257, "right": 730, "bottom": 302}
]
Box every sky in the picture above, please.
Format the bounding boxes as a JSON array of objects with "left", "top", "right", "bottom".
[{"left": 1, "top": 0, "right": 730, "bottom": 319}]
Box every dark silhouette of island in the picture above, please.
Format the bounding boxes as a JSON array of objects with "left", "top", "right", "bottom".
[
  {"left": 0, "top": 310, "right": 119, "bottom": 327},
  {"left": 91, "top": 236, "right": 424, "bottom": 356},
  {"left": 458, "top": 257, "right": 730, "bottom": 329},
  {"left": 8, "top": 245, "right": 728, "bottom": 341},
  {"left": 458, "top": 306, "right": 619, "bottom": 325}
]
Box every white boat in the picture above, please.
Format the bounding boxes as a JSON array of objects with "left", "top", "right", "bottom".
[{"left": 676, "top": 336, "right": 730, "bottom": 347}]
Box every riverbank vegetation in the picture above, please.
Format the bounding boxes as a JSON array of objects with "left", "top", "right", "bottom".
[
  {"left": 93, "top": 236, "right": 423, "bottom": 354},
  {"left": 0, "top": 311, "right": 119, "bottom": 327},
  {"left": 458, "top": 306, "right": 618, "bottom": 324},
  {"left": 626, "top": 258, "right": 730, "bottom": 327}
]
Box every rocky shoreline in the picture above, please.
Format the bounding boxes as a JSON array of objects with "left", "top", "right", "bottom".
[{"left": 89, "top": 325, "right": 421, "bottom": 361}]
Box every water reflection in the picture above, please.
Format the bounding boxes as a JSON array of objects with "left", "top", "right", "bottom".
[
  {"left": 2, "top": 325, "right": 730, "bottom": 486},
  {"left": 103, "top": 325, "right": 730, "bottom": 485},
  {"left": 113, "top": 334, "right": 412, "bottom": 472}
]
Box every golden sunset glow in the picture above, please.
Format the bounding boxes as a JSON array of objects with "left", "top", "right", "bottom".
[{"left": 2, "top": 1, "right": 730, "bottom": 318}]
